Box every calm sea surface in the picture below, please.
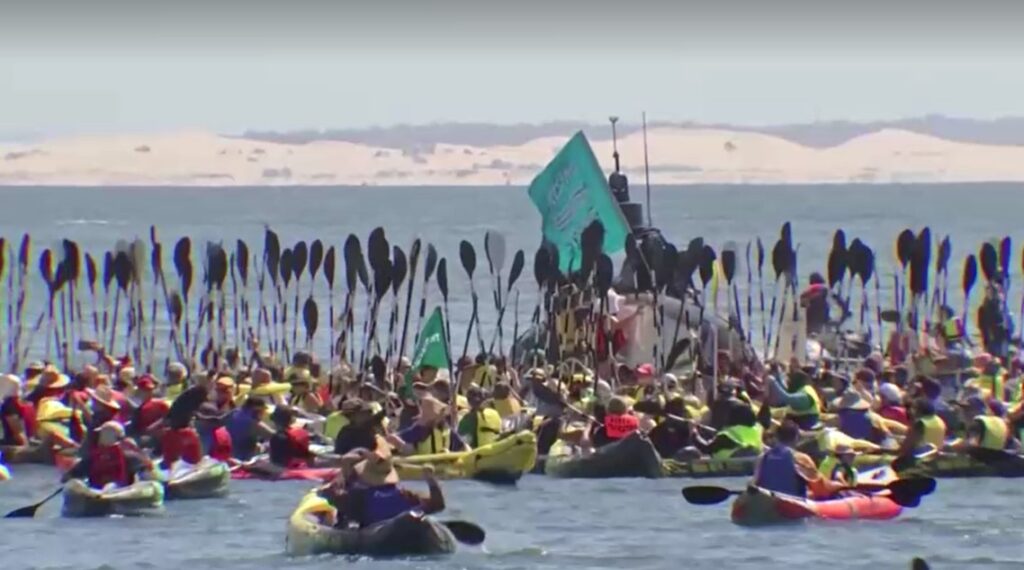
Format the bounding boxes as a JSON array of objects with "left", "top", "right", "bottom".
[{"left": 2, "top": 184, "right": 1024, "bottom": 569}]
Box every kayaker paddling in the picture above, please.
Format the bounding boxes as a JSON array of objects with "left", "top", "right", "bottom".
[
  {"left": 62, "top": 421, "right": 153, "bottom": 490},
  {"left": 752, "top": 420, "right": 843, "bottom": 498}
]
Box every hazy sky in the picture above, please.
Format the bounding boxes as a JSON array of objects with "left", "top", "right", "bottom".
[{"left": 2, "top": 0, "right": 1023, "bottom": 136}]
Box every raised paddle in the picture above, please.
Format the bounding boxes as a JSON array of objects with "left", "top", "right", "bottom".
[
  {"left": 911, "top": 558, "right": 930, "bottom": 570},
  {"left": 440, "top": 519, "right": 486, "bottom": 545},
  {"left": 5, "top": 487, "right": 63, "bottom": 518},
  {"left": 681, "top": 477, "right": 936, "bottom": 507}
]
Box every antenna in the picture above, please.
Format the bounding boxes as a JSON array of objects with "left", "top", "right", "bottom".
[
  {"left": 609, "top": 116, "right": 620, "bottom": 172},
  {"left": 642, "top": 112, "right": 652, "bottom": 227}
]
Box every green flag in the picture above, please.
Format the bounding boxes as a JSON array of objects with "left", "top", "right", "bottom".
[
  {"left": 527, "top": 131, "right": 630, "bottom": 273},
  {"left": 404, "top": 307, "right": 450, "bottom": 393}
]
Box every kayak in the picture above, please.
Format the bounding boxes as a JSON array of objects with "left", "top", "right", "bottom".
[
  {"left": 663, "top": 453, "right": 895, "bottom": 479},
  {"left": 0, "top": 463, "right": 10, "bottom": 481},
  {"left": 0, "top": 444, "right": 77, "bottom": 466},
  {"left": 545, "top": 432, "right": 663, "bottom": 479},
  {"left": 231, "top": 463, "right": 339, "bottom": 482},
  {"left": 395, "top": 431, "right": 538, "bottom": 483},
  {"left": 61, "top": 478, "right": 165, "bottom": 518},
  {"left": 897, "top": 449, "right": 1024, "bottom": 479},
  {"left": 730, "top": 468, "right": 903, "bottom": 526},
  {"left": 285, "top": 492, "right": 456, "bottom": 557},
  {"left": 163, "top": 459, "right": 231, "bottom": 499}
]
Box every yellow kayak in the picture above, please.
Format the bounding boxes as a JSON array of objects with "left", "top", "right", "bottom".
[
  {"left": 396, "top": 431, "right": 537, "bottom": 483},
  {"left": 0, "top": 463, "right": 10, "bottom": 481}
]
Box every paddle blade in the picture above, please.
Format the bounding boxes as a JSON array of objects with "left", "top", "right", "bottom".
[
  {"left": 323, "top": 246, "right": 336, "bottom": 288},
  {"left": 391, "top": 246, "right": 408, "bottom": 295},
  {"left": 441, "top": 520, "right": 486, "bottom": 545},
  {"left": 367, "top": 227, "right": 389, "bottom": 275},
  {"left": 303, "top": 297, "right": 318, "bottom": 338},
  {"left": 699, "top": 245, "right": 716, "bottom": 287},
  {"left": 309, "top": 239, "right": 324, "bottom": 279},
  {"left": 484, "top": 230, "right": 507, "bottom": 275},
  {"left": 1000, "top": 236, "right": 1011, "bottom": 279},
  {"left": 459, "top": 240, "right": 477, "bottom": 278},
  {"left": 292, "top": 241, "right": 308, "bottom": 281},
  {"left": 343, "top": 234, "right": 362, "bottom": 292},
  {"left": 533, "top": 247, "right": 550, "bottom": 288},
  {"left": 279, "top": 248, "right": 293, "bottom": 287},
  {"left": 886, "top": 477, "right": 937, "bottom": 508},
  {"left": 980, "top": 242, "right": 997, "bottom": 283},
  {"left": 437, "top": 258, "right": 449, "bottom": 300},
  {"left": 937, "top": 236, "right": 951, "bottom": 276},
  {"left": 963, "top": 254, "right": 978, "bottom": 296},
  {"left": 911, "top": 558, "right": 930, "bottom": 570},
  {"left": 755, "top": 237, "right": 765, "bottom": 273},
  {"left": 681, "top": 486, "right": 735, "bottom": 505},
  {"left": 4, "top": 505, "right": 39, "bottom": 518},
  {"left": 424, "top": 244, "right": 438, "bottom": 283},
  {"left": 596, "top": 254, "right": 614, "bottom": 296},
  {"left": 507, "top": 250, "right": 525, "bottom": 291},
  {"left": 85, "top": 253, "right": 97, "bottom": 292},
  {"left": 827, "top": 230, "right": 848, "bottom": 289},
  {"left": 721, "top": 244, "right": 737, "bottom": 285},
  {"left": 264, "top": 227, "right": 281, "bottom": 285},
  {"left": 896, "top": 229, "right": 915, "bottom": 268},
  {"left": 236, "top": 239, "right": 250, "bottom": 285}
]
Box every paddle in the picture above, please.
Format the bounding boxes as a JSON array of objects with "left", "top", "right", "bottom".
[
  {"left": 459, "top": 240, "right": 483, "bottom": 359},
  {"left": 911, "top": 558, "right": 930, "bottom": 570},
  {"left": 962, "top": 254, "right": 978, "bottom": 339},
  {"left": 5, "top": 487, "right": 63, "bottom": 518},
  {"left": 681, "top": 477, "right": 936, "bottom": 508},
  {"left": 440, "top": 520, "right": 486, "bottom": 545},
  {"left": 323, "top": 245, "right": 336, "bottom": 365},
  {"left": 397, "top": 239, "right": 422, "bottom": 362}
]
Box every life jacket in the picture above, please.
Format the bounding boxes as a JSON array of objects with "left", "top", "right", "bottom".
[
  {"left": 225, "top": 409, "right": 259, "bottom": 460},
  {"left": 199, "top": 426, "right": 233, "bottom": 462},
  {"left": 1, "top": 398, "right": 35, "bottom": 445},
  {"left": 270, "top": 426, "right": 311, "bottom": 468},
  {"left": 754, "top": 445, "right": 805, "bottom": 497},
  {"left": 972, "top": 373, "right": 1005, "bottom": 401},
  {"left": 357, "top": 484, "right": 416, "bottom": 526},
  {"left": 472, "top": 408, "right": 502, "bottom": 448},
  {"left": 942, "top": 317, "right": 965, "bottom": 343},
  {"left": 164, "top": 382, "right": 185, "bottom": 402},
  {"left": 975, "top": 415, "right": 1009, "bottom": 450},
  {"left": 603, "top": 413, "right": 639, "bottom": 441},
  {"left": 131, "top": 398, "right": 169, "bottom": 437},
  {"left": 88, "top": 444, "right": 129, "bottom": 489},
  {"left": 714, "top": 424, "right": 764, "bottom": 459},
  {"left": 917, "top": 414, "right": 947, "bottom": 449},
  {"left": 413, "top": 426, "right": 451, "bottom": 456},
  {"left": 838, "top": 409, "right": 876, "bottom": 442},
  {"left": 160, "top": 427, "right": 203, "bottom": 469},
  {"left": 786, "top": 385, "right": 822, "bottom": 421},
  {"left": 879, "top": 405, "right": 909, "bottom": 426},
  {"left": 817, "top": 455, "right": 858, "bottom": 486},
  {"left": 492, "top": 397, "right": 521, "bottom": 420}
]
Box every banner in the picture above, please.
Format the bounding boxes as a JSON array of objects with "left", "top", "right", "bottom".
[
  {"left": 403, "top": 307, "right": 450, "bottom": 393},
  {"left": 528, "top": 131, "right": 630, "bottom": 273}
]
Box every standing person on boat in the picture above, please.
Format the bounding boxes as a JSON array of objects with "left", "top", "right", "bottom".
[
  {"left": 978, "top": 281, "right": 1013, "bottom": 361},
  {"left": 62, "top": 421, "right": 153, "bottom": 490},
  {"left": 801, "top": 272, "right": 847, "bottom": 336},
  {"left": 752, "top": 420, "right": 842, "bottom": 498},
  {"left": 767, "top": 365, "right": 822, "bottom": 430},
  {"left": 457, "top": 386, "right": 502, "bottom": 449},
  {"left": 320, "top": 437, "right": 445, "bottom": 528}
]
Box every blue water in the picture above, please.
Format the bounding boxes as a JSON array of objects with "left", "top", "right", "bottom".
[{"left": 2, "top": 184, "right": 1024, "bottom": 569}]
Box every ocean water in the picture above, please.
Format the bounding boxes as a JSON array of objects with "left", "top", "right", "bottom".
[{"left": 2, "top": 184, "right": 1024, "bottom": 569}]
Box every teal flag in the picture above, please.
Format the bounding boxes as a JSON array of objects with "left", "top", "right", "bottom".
[
  {"left": 404, "top": 308, "right": 450, "bottom": 393},
  {"left": 528, "top": 131, "right": 630, "bottom": 273}
]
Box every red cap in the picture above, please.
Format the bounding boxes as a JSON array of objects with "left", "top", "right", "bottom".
[
  {"left": 135, "top": 375, "right": 157, "bottom": 391},
  {"left": 635, "top": 363, "right": 655, "bottom": 377}
]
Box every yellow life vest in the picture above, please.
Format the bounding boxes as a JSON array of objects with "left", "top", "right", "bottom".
[
  {"left": 492, "top": 397, "right": 521, "bottom": 420},
  {"left": 787, "top": 385, "right": 822, "bottom": 418},
  {"left": 323, "top": 412, "right": 349, "bottom": 441},
  {"left": 413, "top": 426, "right": 451, "bottom": 456},
  {"left": 971, "top": 373, "right": 1005, "bottom": 401},
  {"left": 942, "top": 318, "right": 964, "bottom": 342},
  {"left": 714, "top": 424, "right": 764, "bottom": 459},
  {"left": 473, "top": 408, "right": 503, "bottom": 448},
  {"left": 975, "top": 415, "right": 1009, "bottom": 450},
  {"left": 818, "top": 455, "right": 858, "bottom": 486},
  {"left": 918, "top": 414, "right": 947, "bottom": 448}
]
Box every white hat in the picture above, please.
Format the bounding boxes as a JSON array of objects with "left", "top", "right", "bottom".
[
  {"left": 0, "top": 374, "right": 21, "bottom": 400},
  {"left": 879, "top": 383, "right": 903, "bottom": 404}
]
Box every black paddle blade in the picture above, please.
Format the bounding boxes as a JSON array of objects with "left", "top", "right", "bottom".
[
  {"left": 103, "top": 251, "right": 114, "bottom": 291},
  {"left": 424, "top": 244, "right": 438, "bottom": 284},
  {"left": 911, "top": 558, "right": 930, "bottom": 570},
  {"left": 755, "top": 237, "right": 765, "bottom": 273},
  {"left": 721, "top": 245, "right": 737, "bottom": 285},
  {"left": 85, "top": 253, "right": 97, "bottom": 292},
  {"left": 771, "top": 239, "right": 787, "bottom": 280},
  {"left": 861, "top": 243, "right": 876, "bottom": 284},
  {"left": 391, "top": 246, "right": 408, "bottom": 295},
  {"left": 887, "top": 477, "right": 937, "bottom": 508},
  {"left": 303, "top": 297, "right": 318, "bottom": 338},
  {"left": 963, "top": 254, "right": 978, "bottom": 297},
  {"left": 211, "top": 244, "right": 228, "bottom": 290},
  {"left": 174, "top": 237, "right": 191, "bottom": 281},
  {"left": 663, "top": 338, "right": 692, "bottom": 371},
  {"left": 896, "top": 229, "right": 915, "bottom": 269},
  {"left": 579, "top": 220, "right": 605, "bottom": 283},
  {"left": 323, "top": 246, "right": 336, "bottom": 289},
  {"left": 236, "top": 239, "right": 250, "bottom": 285},
  {"left": 780, "top": 222, "right": 792, "bottom": 248},
  {"left": 827, "top": 230, "right": 848, "bottom": 289},
  {"left": 279, "top": 248, "right": 293, "bottom": 287},
  {"left": 595, "top": 254, "right": 614, "bottom": 296},
  {"left": 909, "top": 228, "right": 931, "bottom": 296},
  {"left": 459, "top": 240, "right": 477, "bottom": 278},
  {"left": 309, "top": 239, "right": 324, "bottom": 280},
  {"left": 699, "top": 245, "right": 716, "bottom": 287},
  {"left": 999, "top": 236, "right": 1011, "bottom": 280},
  {"left": 292, "top": 241, "right": 308, "bottom": 281},
  {"left": 343, "top": 234, "right": 361, "bottom": 292},
  {"left": 625, "top": 235, "right": 652, "bottom": 292},
  {"left": 62, "top": 239, "right": 81, "bottom": 283},
  {"left": 367, "top": 227, "right": 389, "bottom": 275},
  {"left": 937, "top": 236, "right": 951, "bottom": 276},
  {"left": 38, "top": 249, "right": 54, "bottom": 290},
  {"left": 507, "top": 249, "right": 526, "bottom": 291},
  {"left": 533, "top": 247, "right": 551, "bottom": 288},
  {"left": 4, "top": 505, "right": 40, "bottom": 518},
  {"left": 681, "top": 486, "right": 736, "bottom": 505},
  {"left": 18, "top": 234, "right": 30, "bottom": 270},
  {"left": 441, "top": 520, "right": 486, "bottom": 545},
  {"left": 370, "top": 355, "right": 387, "bottom": 385},
  {"left": 264, "top": 227, "right": 281, "bottom": 286},
  {"left": 437, "top": 258, "right": 449, "bottom": 300},
  {"left": 980, "top": 242, "right": 997, "bottom": 283},
  {"left": 373, "top": 259, "right": 393, "bottom": 301},
  {"left": 150, "top": 241, "right": 162, "bottom": 283},
  {"left": 170, "top": 292, "right": 184, "bottom": 325}
]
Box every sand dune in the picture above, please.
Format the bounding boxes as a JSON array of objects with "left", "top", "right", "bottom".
[{"left": 2, "top": 127, "right": 1024, "bottom": 186}]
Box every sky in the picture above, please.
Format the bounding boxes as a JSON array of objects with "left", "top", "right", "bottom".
[{"left": 1, "top": 0, "right": 1023, "bottom": 137}]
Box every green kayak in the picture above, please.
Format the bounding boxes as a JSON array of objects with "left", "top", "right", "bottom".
[
  {"left": 164, "top": 460, "right": 231, "bottom": 500},
  {"left": 61, "top": 479, "right": 165, "bottom": 518},
  {"left": 287, "top": 507, "right": 456, "bottom": 557}
]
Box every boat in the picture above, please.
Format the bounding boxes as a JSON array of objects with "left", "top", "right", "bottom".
[
  {"left": 285, "top": 491, "right": 456, "bottom": 557},
  {"left": 0, "top": 463, "right": 10, "bottom": 481},
  {"left": 61, "top": 478, "right": 165, "bottom": 518},
  {"left": 395, "top": 431, "right": 538, "bottom": 483},
  {"left": 231, "top": 462, "right": 339, "bottom": 482},
  {"left": 662, "top": 452, "right": 897, "bottom": 479},
  {"left": 729, "top": 467, "right": 903, "bottom": 526},
  {"left": 0, "top": 444, "right": 77, "bottom": 466},
  {"left": 545, "top": 432, "right": 663, "bottom": 479},
  {"left": 163, "top": 459, "right": 231, "bottom": 499},
  {"left": 897, "top": 449, "right": 1024, "bottom": 479}
]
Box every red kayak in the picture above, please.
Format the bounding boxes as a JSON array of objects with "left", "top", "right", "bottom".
[
  {"left": 231, "top": 466, "right": 339, "bottom": 482},
  {"left": 731, "top": 486, "right": 902, "bottom": 526}
]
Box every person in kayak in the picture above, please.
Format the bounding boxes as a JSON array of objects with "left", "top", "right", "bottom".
[
  {"left": 225, "top": 397, "right": 274, "bottom": 461},
  {"left": 213, "top": 376, "right": 238, "bottom": 413},
  {"left": 490, "top": 381, "right": 523, "bottom": 420},
  {"left": 268, "top": 406, "right": 316, "bottom": 468},
  {"left": 978, "top": 281, "right": 1013, "bottom": 360},
  {"left": 0, "top": 374, "right": 35, "bottom": 446},
  {"left": 767, "top": 366, "right": 822, "bottom": 430},
  {"left": 752, "top": 420, "right": 842, "bottom": 498},
  {"left": 833, "top": 391, "right": 890, "bottom": 444},
  {"left": 592, "top": 396, "right": 639, "bottom": 448},
  {"left": 162, "top": 362, "right": 189, "bottom": 402},
  {"left": 457, "top": 386, "right": 503, "bottom": 449},
  {"left": 801, "top": 272, "right": 833, "bottom": 336},
  {"left": 817, "top": 443, "right": 859, "bottom": 488},
  {"left": 333, "top": 398, "right": 386, "bottom": 456},
  {"left": 321, "top": 437, "right": 445, "bottom": 528},
  {"left": 62, "top": 421, "right": 153, "bottom": 490},
  {"left": 195, "top": 403, "right": 234, "bottom": 463},
  {"left": 128, "top": 375, "right": 169, "bottom": 444},
  {"left": 692, "top": 403, "right": 764, "bottom": 459},
  {"left": 949, "top": 396, "right": 1015, "bottom": 453},
  {"left": 877, "top": 383, "right": 910, "bottom": 426},
  {"left": 390, "top": 396, "right": 467, "bottom": 456},
  {"left": 966, "top": 353, "right": 1006, "bottom": 401},
  {"left": 893, "top": 398, "right": 948, "bottom": 465}
]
